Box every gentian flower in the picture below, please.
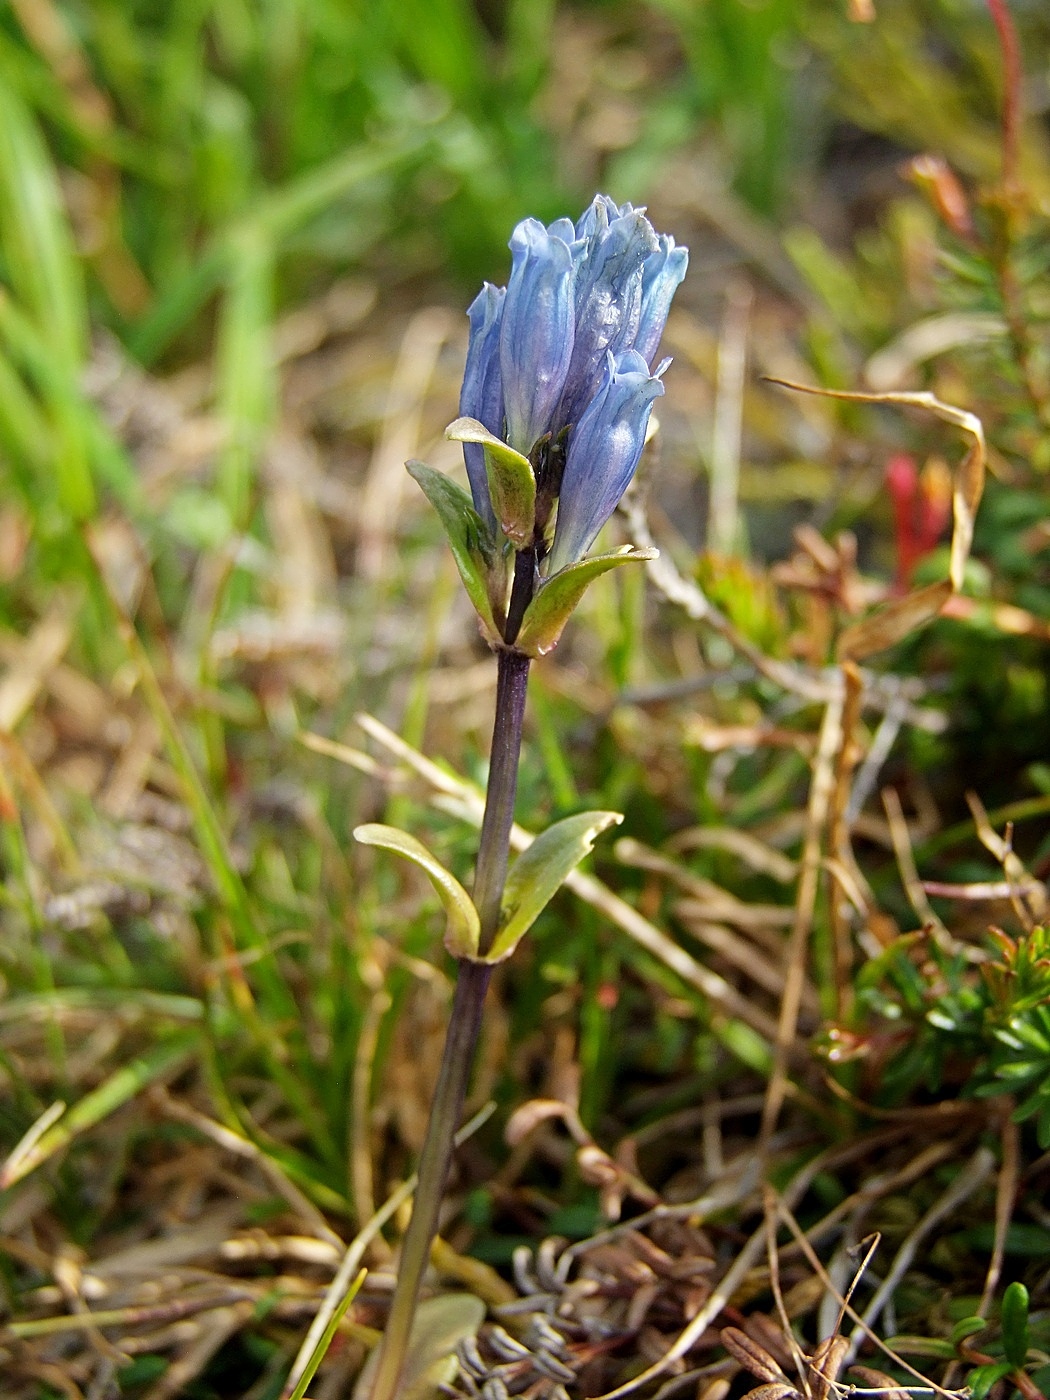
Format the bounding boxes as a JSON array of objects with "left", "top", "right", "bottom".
[
  {"left": 635, "top": 236, "right": 690, "bottom": 365},
  {"left": 445, "top": 194, "right": 686, "bottom": 651},
  {"left": 555, "top": 206, "right": 657, "bottom": 430},
  {"left": 546, "top": 350, "right": 668, "bottom": 577},
  {"left": 500, "top": 219, "right": 575, "bottom": 456},
  {"left": 459, "top": 283, "right": 505, "bottom": 535}
]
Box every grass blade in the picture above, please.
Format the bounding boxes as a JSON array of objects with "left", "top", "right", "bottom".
[
  {"left": 0, "top": 1031, "right": 198, "bottom": 1188},
  {"left": 286, "top": 1268, "right": 367, "bottom": 1400}
]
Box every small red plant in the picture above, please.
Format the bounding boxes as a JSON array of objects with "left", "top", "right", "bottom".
[{"left": 885, "top": 452, "right": 952, "bottom": 589}]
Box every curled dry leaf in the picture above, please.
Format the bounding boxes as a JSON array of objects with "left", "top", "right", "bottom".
[
  {"left": 740, "top": 1386, "right": 802, "bottom": 1400},
  {"left": 576, "top": 1143, "right": 622, "bottom": 1188},
  {"left": 765, "top": 379, "right": 985, "bottom": 662},
  {"left": 720, "top": 1326, "right": 790, "bottom": 1384},
  {"left": 504, "top": 1097, "right": 587, "bottom": 1146},
  {"left": 574, "top": 1143, "right": 658, "bottom": 1221},
  {"left": 807, "top": 1335, "right": 850, "bottom": 1400}
]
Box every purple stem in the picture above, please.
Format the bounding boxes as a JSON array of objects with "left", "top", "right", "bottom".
[{"left": 368, "top": 557, "right": 535, "bottom": 1400}]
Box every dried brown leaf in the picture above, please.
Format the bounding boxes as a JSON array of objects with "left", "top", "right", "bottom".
[
  {"left": 740, "top": 1386, "right": 802, "bottom": 1400},
  {"left": 807, "top": 1335, "right": 851, "bottom": 1400},
  {"left": 720, "top": 1326, "right": 789, "bottom": 1384},
  {"left": 743, "top": 1313, "right": 798, "bottom": 1373},
  {"left": 849, "top": 1364, "right": 910, "bottom": 1399},
  {"left": 837, "top": 580, "right": 952, "bottom": 661}
]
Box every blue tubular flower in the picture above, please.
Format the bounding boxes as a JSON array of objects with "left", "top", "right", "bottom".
[
  {"left": 459, "top": 283, "right": 506, "bottom": 532},
  {"left": 499, "top": 219, "right": 574, "bottom": 455},
  {"left": 546, "top": 350, "right": 665, "bottom": 577},
  {"left": 557, "top": 208, "right": 658, "bottom": 430},
  {"left": 574, "top": 193, "right": 629, "bottom": 241},
  {"left": 450, "top": 196, "right": 686, "bottom": 602},
  {"left": 546, "top": 216, "right": 578, "bottom": 246},
  {"left": 634, "top": 236, "right": 689, "bottom": 364}
]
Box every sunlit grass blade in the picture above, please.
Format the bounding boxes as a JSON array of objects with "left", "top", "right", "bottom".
[
  {"left": 0, "top": 988, "right": 208, "bottom": 1025},
  {"left": 0, "top": 67, "right": 85, "bottom": 361},
  {"left": 130, "top": 133, "right": 433, "bottom": 364},
  {"left": 0, "top": 289, "right": 139, "bottom": 511},
  {"left": 286, "top": 1268, "right": 367, "bottom": 1400},
  {"left": 0, "top": 1031, "right": 198, "bottom": 1188},
  {"left": 87, "top": 533, "right": 338, "bottom": 1165},
  {"left": 0, "top": 347, "right": 51, "bottom": 492},
  {"left": 0, "top": 65, "right": 95, "bottom": 518},
  {"left": 215, "top": 229, "right": 274, "bottom": 529}
]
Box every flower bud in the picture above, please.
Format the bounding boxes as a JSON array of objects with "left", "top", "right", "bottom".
[
  {"left": 547, "top": 350, "right": 665, "bottom": 576},
  {"left": 459, "top": 283, "right": 506, "bottom": 532}
]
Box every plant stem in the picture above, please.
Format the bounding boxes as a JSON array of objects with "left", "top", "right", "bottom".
[
  {"left": 986, "top": 0, "right": 1022, "bottom": 197},
  {"left": 984, "top": 0, "right": 1050, "bottom": 427},
  {"left": 365, "top": 958, "right": 493, "bottom": 1400},
  {"left": 473, "top": 647, "right": 531, "bottom": 954},
  {"left": 368, "top": 558, "right": 534, "bottom": 1400}
]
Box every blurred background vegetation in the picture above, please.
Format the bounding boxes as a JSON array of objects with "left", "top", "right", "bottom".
[{"left": 2, "top": 1, "right": 1050, "bottom": 1397}]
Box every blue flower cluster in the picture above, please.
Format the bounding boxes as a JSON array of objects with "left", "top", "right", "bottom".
[{"left": 459, "top": 195, "right": 687, "bottom": 576}]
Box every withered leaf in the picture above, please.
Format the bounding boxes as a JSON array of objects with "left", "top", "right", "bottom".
[
  {"left": 808, "top": 1335, "right": 850, "bottom": 1400},
  {"left": 721, "top": 1326, "right": 790, "bottom": 1384},
  {"left": 740, "top": 1386, "right": 802, "bottom": 1400}
]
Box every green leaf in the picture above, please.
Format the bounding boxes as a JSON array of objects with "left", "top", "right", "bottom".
[
  {"left": 407, "top": 459, "right": 503, "bottom": 642},
  {"left": 966, "top": 1361, "right": 1014, "bottom": 1400},
  {"left": 1001, "top": 1281, "right": 1030, "bottom": 1368},
  {"left": 486, "top": 810, "right": 622, "bottom": 962},
  {"left": 951, "top": 1316, "right": 987, "bottom": 1348},
  {"left": 886, "top": 1336, "right": 956, "bottom": 1360},
  {"left": 445, "top": 416, "right": 536, "bottom": 549},
  {"left": 515, "top": 547, "right": 658, "bottom": 657},
  {"left": 353, "top": 1295, "right": 486, "bottom": 1400},
  {"left": 353, "top": 824, "right": 480, "bottom": 958}
]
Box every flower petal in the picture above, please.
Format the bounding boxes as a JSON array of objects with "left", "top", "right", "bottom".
[
  {"left": 459, "top": 283, "right": 505, "bottom": 530},
  {"left": 547, "top": 350, "right": 664, "bottom": 575},
  {"left": 500, "top": 218, "right": 574, "bottom": 455},
  {"left": 635, "top": 237, "right": 689, "bottom": 364},
  {"left": 574, "top": 194, "right": 631, "bottom": 240},
  {"left": 557, "top": 209, "right": 658, "bottom": 429},
  {"left": 546, "top": 216, "right": 577, "bottom": 244}
]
